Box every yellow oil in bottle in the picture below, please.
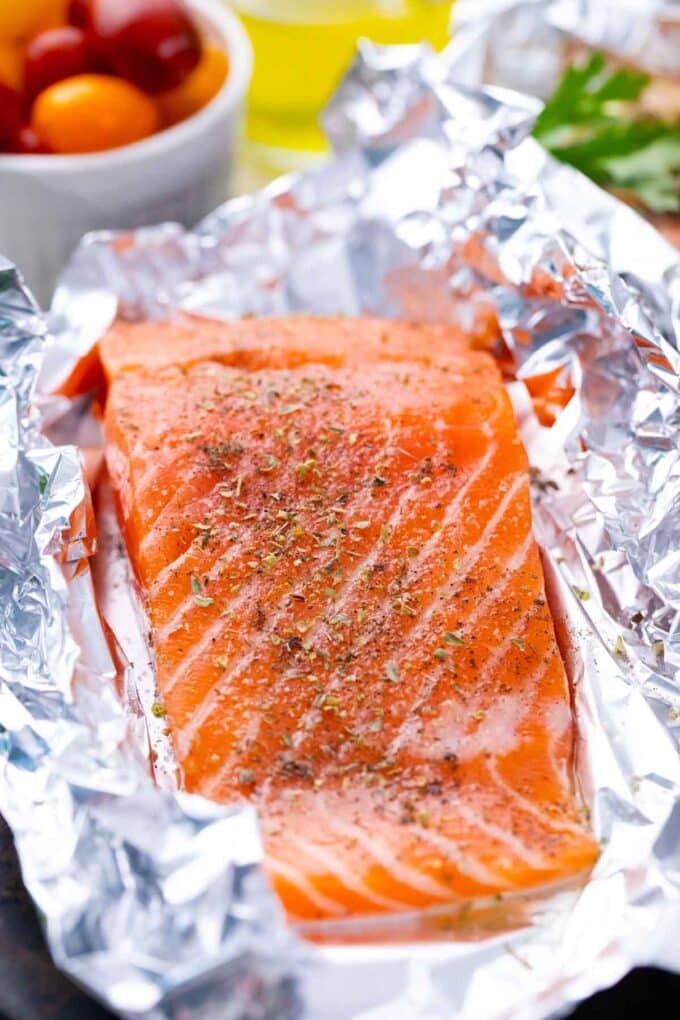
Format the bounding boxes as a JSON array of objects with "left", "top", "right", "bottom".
[{"left": 232, "top": 1, "right": 452, "bottom": 153}]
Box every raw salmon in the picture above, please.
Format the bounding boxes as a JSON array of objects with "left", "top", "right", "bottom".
[
  {"left": 98, "top": 314, "right": 473, "bottom": 381},
  {"left": 103, "top": 317, "right": 598, "bottom": 922}
]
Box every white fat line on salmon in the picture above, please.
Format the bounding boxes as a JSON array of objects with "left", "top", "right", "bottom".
[
  {"left": 154, "top": 540, "right": 248, "bottom": 641},
  {"left": 544, "top": 711, "right": 576, "bottom": 800},
  {"left": 314, "top": 795, "right": 468, "bottom": 900},
  {"left": 149, "top": 538, "right": 240, "bottom": 616},
  {"left": 153, "top": 389, "right": 507, "bottom": 685},
  {"left": 350, "top": 813, "right": 504, "bottom": 890},
  {"left": 147, "top": 474, "right": 246, "bottom": 595},
  {"left": 297, "top": 467, "right": 527, "bottom": 756},
  {"left": 394, "top": 661, "right": 565, "bottom": 875},
  {"left": 251, "top": 670, "right": 548, "bottom": 900},
  {"left": 272, "top": 837, "right": 411, "bottom": 913},
  {"left": 162, "top": 417, "right": 420, "bottom": 715},
  {"left": 390, "top": 606, "right": 542, "bottom": 761},
  {"left": 138, "top": 456, "right": 250, "bottom": 559},
  {"left": 198, "top": 437, "right": 504, "bottom": 782},
  {"left": 420, "top": 804, "right": 550, "bottom": 879},
  {"left": 484, "top": 759, "right": 587, "bottom": 839},
  {"left": 172, "top": 459, "right": 447, "bottom": 755},
  {"left": 135, "top": 376, "right": 402, "bottom": 550},
  {"left": 183, "top": 396, "right": 506, "bottom": 691},
  {"left": 322, "top": 532, "right": 535, "bottom": 763},
  {"left": 283, "top": 444, "right": 509, "bottom": 744},
  {"left": 266, "top": 858, "right": 346, "bottom": 918},
  {"left": 386, "top": 532, "right": 535, "bottom": 756},
  {"left": 123, "top": 429, "right": 196, "bottom": 503}
]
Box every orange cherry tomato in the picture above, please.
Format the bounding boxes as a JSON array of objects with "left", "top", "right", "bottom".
[
  {"left": 0, "top": 40, "right": 24, "bottom": 91},
  {"left": 156, "top": 45, "right": 229, "bottom": 127},
  {"left": 0, "top": 1, "right": 68, "bottom": 41},
  {"left": 32, "top": 73, "right": 160, "bottom": 154}
]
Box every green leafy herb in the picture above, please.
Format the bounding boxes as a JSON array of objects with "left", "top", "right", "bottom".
[
  {"left": 384, "top": 661, "right": 400, "bottom": 683},
  {"left": 533, "top": 52, "right": 680, "bottom": 213},
  {"left": 613, "top": 635, "right": 629, "bottom": 661},
  {"left": 38, "top": 471, "right": 48, "bottom": 496},
  {"left": 191, "top": 574, "right": 214, "bottom": 607},
  {"left": 443, "top": 631, "right": 465, "bottom": 647}
]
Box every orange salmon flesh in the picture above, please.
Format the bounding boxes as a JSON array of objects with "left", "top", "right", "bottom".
[{"left": 102, "top": 315, "right": 598, "bottom": 922}]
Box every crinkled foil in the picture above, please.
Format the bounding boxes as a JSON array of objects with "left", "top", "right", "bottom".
[
  {"left": 449, "top": 0, "right": 680, "bottom": 94},
  {"left": 0, "top": 257, "right": 299, "bottom": 1016},
  {"left": 2, "top": 24, "right": 680, "bottom": 1020}
]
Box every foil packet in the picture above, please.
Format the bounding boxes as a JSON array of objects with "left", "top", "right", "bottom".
[
  {"left": 448, "top": 0, "right": 680, "bottom": 91},
  {"left": 2, "top": 25, "right": 680, "bottom": 1020}
]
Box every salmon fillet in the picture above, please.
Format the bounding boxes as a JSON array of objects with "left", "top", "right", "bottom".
[
  {"left": 98, "top": 314, "right": 473, "bottom": 381},
  {"left": 103, "top": 317, "right": 598, "bottom": 922}
]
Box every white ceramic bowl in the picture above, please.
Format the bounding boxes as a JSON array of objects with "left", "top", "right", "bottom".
[{"left": 0, "top": 0, "right": 252, "bottom": 305}]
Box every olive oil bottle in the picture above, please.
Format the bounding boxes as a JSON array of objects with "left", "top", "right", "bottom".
[{"left": 232, "top": 1, "right": 452, "bottom": 154}]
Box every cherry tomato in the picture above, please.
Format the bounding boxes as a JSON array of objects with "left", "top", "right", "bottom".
[
  {"left": 10, "top": 125, "right": 52, "bottom": 154},
  {"left": 25, "top": 26, "right": 94, "bottom": 99},
  {"left": 0, "top": 41, "right": 24, "bottom": 91},
  {"left": 0, "top": 1, "right": 68, "bottom": 41},
  {"left": 67, "top": 0, "right": 90, "bottom": 28},
  {"left": 32, "top": 73, "right": 160, "bottom": 153},
  {"left": 76, "top": 0, "right": 201, "bottom": 93},
  {"left": 0, "top": 81, "right": 22, "bottom": 148},
  {"left": 157, "top": 44, "right": 228, "bottom": 126}
]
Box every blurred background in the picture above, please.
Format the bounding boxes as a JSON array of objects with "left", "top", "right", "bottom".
[
  {"left": 0, "top": 0, "right": 677, "bottom": 302},
  {"left": 231, "top": 0, "right": 452, "bottom": 187}
]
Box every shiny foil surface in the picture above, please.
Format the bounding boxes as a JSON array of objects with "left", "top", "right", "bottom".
[{"left": 2, "top": 9, "right": 680, "bottom": 1019}]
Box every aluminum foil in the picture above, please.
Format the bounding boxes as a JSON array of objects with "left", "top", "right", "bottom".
[
  {"left": 0, "top": 256, "right": 299, "bottom": 1016},
  {"left": 448, "top": 0, "right": 680, "bottom": 94},
  {"left": 2, "top": 24, "right": 680, "bottom": 1020}
]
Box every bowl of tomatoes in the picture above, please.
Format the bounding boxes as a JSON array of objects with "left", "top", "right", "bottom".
[{"left": 0, "top": 0, "right": 252, "bottom": 303}]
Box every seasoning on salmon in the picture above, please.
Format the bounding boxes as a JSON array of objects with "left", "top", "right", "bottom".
[{"left": 103, "top": 317, "right": 598, "bottom": 922}]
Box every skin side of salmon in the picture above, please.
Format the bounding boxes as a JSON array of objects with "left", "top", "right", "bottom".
[{"left": 102, "top": 317, "right": 598, "bottom": 922}]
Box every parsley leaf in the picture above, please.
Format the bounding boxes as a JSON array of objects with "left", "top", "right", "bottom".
[{"left": 533, "top": 52, "right": 680, "bottom": 213}]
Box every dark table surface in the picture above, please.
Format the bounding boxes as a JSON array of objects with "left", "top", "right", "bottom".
[{"left": 0, "top": 813, "right": 677, "bottom": 1019}]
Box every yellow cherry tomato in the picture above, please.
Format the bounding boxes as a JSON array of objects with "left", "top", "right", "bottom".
[
  {"left": 157, "top": 45, "right": 229, "bottom": 127},
  {"left": 0, "top": 40, "right": 23, "bottom": 90},
  {"left": 32, "top": 74, "right": 161, "bottom": 154},
  {"left": 0, "top": 0, "right": 68, "bottom": 41}
]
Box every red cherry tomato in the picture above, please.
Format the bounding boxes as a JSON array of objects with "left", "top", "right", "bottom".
[
  {"left": 67, "top": 0, "right": 90, "bottom": 28},
  {"left": 10, "top": 125, "right": 52, "bottom": 154},
  {"left": 25, "top": 26, "right": 94, "bottom": 100},
  {"left": 0, "top": 81, "right": 22, "bottom": 149},
  {"left": 77, "top": 0, "right": 201, "bottom": 94}
]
